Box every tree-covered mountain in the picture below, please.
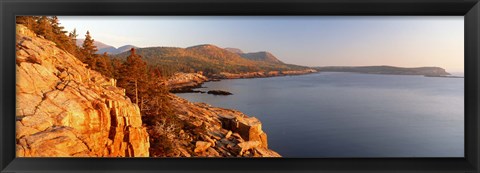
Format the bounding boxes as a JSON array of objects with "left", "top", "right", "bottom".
[
  {"left": 76, "top": 39, "right": 138, "bottom": 54},
  {"left": 225, "top": 48, "right": 284, "bottom": 64},
  {"left": 113, "top": 44, "right": 309, "bottom": 76},
  {"left": 240, "top": 51, "right": 284, "bottom": 64}
]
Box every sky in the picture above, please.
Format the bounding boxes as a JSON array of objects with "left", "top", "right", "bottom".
[{"left": 58, "top": 16, "right": 464, "bottom": 72}]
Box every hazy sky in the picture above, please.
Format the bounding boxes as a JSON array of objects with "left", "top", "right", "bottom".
[{"left": 58, "top": 16, "right": 464, "bottom": 72}]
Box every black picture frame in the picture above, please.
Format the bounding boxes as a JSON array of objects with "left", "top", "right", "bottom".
[{"left": 1, "top": 0, "right": 479, "bottom": 172}]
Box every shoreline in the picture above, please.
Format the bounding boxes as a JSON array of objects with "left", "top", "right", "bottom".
[
  {"left": 172, "top": 70, "right": 464, "bottom": 157},
  {"left": 165, "top": 94, "right": 282, "bottom": 157},
  {"left": 168, "top": 69, "right": 318, "bottom": 93},
  {"left": 168, "top": 70, "right": 465, "bottom": 94}
]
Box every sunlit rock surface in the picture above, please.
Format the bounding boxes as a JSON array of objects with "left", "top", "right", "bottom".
[
  {"left": 167, "top": 94, "right": 281, "bottom": 157},
  {"left": 16, "top": 24, "right": 150, "bottom": 157}
]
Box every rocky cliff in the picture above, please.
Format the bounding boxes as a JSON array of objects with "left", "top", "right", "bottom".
[
  {"left": 15, "top": 24, "right": 150, "bottom": 157},
  {"left": 163, "top": 94, "right": 281, "bottom": 157}
]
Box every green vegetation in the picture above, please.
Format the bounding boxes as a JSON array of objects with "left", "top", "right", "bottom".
[{"left": 113, "top": 44, "right": 309, "bottom": 77}]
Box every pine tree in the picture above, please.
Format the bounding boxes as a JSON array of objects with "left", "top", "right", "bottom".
[
  {"left": 82, "top": 31, "right": 97, "bottom": 55},
  {"left": 48, "top": 16, "right": 75, "bottom": 53},
  {"left": 16, "top": 16, "right": 39, "bottom": 30},
  {"left": 95, "top": 52, "right": 114, "bottom": 78},
  {"left": 50, "top": 16, "right": 66, "bottom": 35},
  {"left": 142, "top": 66, "right": 172, "bottom": 123},
  {"left": 111, "top": 58, "right": 124, "bottom": 79},
  {"left": 35, "top": 16, "right": 53, "bottom": 39},
  {"left": 81, "top": 31, "right": 98, "bottom": 68},
  {"left": 68, "top": 28, "right": 78, "bottom": 45},
  {"left": 17, "top": 16, "right": 80, "bottom": 58},
  {"left": 117, "top": 48, "right": 148, "bottom": 106}
]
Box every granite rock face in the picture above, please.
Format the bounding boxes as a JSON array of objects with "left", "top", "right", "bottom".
[
  {"left": 15, "top": 24, "right": 150, "bottom": 157},
  {"left": 166, "top": 95, "right": 281, "bottom": 157}
]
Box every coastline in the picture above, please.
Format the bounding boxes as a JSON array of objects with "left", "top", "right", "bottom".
[
  {"left": 163, "top": 94, "right": 281, "bottom": 157},
  {"left": 173, "top": 70, "right": 465, "bottom": 157},
  {"left": 160, "top": 69, "right": 318, "bottom": 156},
  {"left": 16, "top": 24, "right": 280, "bottom": 157},
  {"left": 166, "top": 69, "right": 465, "bottom": 94},
  {"left": 167, "top": 69, "right": 318, "bottom": 93}
]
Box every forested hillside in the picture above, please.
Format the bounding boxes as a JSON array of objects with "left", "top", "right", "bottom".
[
  {"left": 225, "top": 48, "right": 284, "bottom": 64},
  {"left": 113, "top": 44, "right": 309, "bottom": 77}
]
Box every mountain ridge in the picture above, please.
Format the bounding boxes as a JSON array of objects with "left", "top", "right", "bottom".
[
  {"left": 76, "top": 39, "right": 138, "bottom": 55},
  {"left": 240, "top": 51, "right": 284, "bottom": 64},
  {"left": 112, "top": 44, "right": 312, "bottom": 76},
  {"left": 224, "top": 47, "right": 284, "bottom": 64}
]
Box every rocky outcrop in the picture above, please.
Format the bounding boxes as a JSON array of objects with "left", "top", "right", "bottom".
[
  {"left": 207, "top": 90, "right": 233, "bottom": 95},
  {"left": 165, "top": 72, "right": 209, "bottom": 92},
  {"left": 16, "top": 24, "right": 150, "bottom": 157},
  {"left": 218, "top": 115, "right": 267, "bottom": 148},
  {"left": 165, "top": 94, "right": 281, "bottom": 157}
]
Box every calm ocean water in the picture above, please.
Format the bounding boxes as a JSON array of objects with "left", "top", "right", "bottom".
[{"left": 176, "top": 72, "right": 464, "bottom": 157}]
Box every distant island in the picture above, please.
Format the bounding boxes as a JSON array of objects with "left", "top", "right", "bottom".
[{"left": 314, "top": 66, "right": 457, "bottom": 77}]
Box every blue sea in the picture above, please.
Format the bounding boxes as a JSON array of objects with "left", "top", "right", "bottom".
[{"left": 176, "top": 72, "right": 464, "bottom": 157}]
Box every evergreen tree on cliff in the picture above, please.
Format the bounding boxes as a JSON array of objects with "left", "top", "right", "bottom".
[
  {"left": 50, "top": 16, "right": 66, "bottom": 36},
  {"left": 95, "top": 52, "right": 114, "bottom": 78},
  {"left": 82, "top": 31, "right": 97, "bottom": 55},
  {"left": 68, "top": 28, "right": 78, "bottom": 45},
  {"left": 16, "top": 16, "right": 39, "bottom": 30},
  {"left": 142, "top": 67, "right": 174, "bottom": 122},
  {"left": 118, "top": 48, "right": 147, "bottom": 106},
  {"left": 81, "top": 31, "right": 98, "bottom": 68},
  {"left": 50, "top": 16, "right": 76, "bottom": 55},
  {"left": 67, "top": 28, "right": 82, "bottom": 57},
  {"left": 35, "top": 16, "right": 53, "bottom": 40}
]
